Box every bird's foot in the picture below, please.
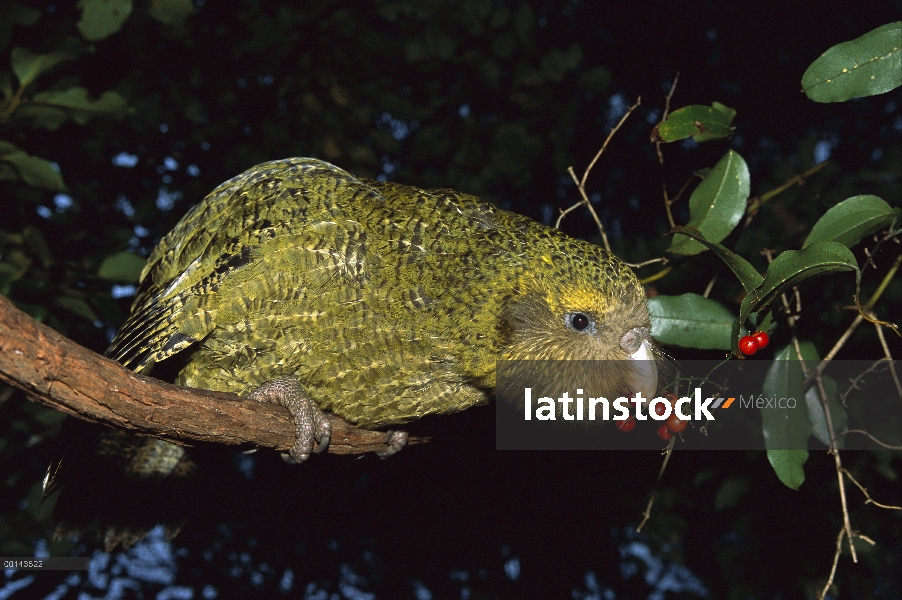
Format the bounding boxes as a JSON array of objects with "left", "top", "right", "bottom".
[
  {"left": 248, "top": 377, "right": 332, "bottom": 463},
  {"left": 375, "top": 430, "right": 408, "bottom": 459}
]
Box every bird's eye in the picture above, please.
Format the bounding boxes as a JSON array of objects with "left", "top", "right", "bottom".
[{"left": 569, "top": 313, "right": 591, "bottom": 331}]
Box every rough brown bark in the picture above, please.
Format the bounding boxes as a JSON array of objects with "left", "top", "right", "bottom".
[{"left": 0, "top": 293, "right": 424, "bottom": 455}]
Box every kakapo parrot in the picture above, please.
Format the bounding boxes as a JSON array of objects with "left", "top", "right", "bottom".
[{"left": 105, "top": 157, "right": 658, "bottom": 462}]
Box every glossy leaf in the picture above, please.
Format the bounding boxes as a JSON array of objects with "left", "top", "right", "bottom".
[
  {"left": 77, "top": 0, "right": 133, "bottom": 41},
  {"left": 668, "top": 226, "right": 763, "bottom": 292},
  {"left": 738, "top": 242, "right": 859, "bottom": 336},
  {"left": 0, "top": 141, "right": 66, "bottom": 191},
  {"left": 802, "top": 21, "right": 902, "bottom": 103},
  {"left": 667, "top": 150, "right": 750, "bottom": 256},
  {"left": 653, "top": 103, "right": 736, "bottom": 143},
  {"left": 761, "top": 342, "right": 816, "bottom": 489},
  {"left": 803, "top": 195, "right": 896, "bottom": 248},
  {"left": 10, "top": 46, "right": 82, "bottom": 87},
  {"left": 648, "top": 293, "right": 735, "bottom": 350},
  {"left": 98, "top": 251, "right": 146, "bottom": 282}
]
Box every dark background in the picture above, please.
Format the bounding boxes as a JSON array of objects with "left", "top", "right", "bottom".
[{"left": 1, "top": 1, "right": 900, "bottom": 598}]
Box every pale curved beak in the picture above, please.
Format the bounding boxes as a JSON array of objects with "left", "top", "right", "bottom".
[{"left": 622, "top": 328, "right": 658, "bottom": 401}]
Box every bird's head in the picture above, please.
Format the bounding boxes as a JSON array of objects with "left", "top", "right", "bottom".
[{"left": 498, "top": 235, "right": 659, "bottom": 406}]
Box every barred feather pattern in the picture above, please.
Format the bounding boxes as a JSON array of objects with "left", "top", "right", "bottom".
[{"left": 106, "top": 158, "right": 648, "bottom": 428}]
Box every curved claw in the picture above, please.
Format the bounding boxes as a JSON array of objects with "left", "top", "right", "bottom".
[
  {"left": 313, "top": 419, "right": 332, "bottom": 454},
  {"left": 248, "top": 377, "right": 331, "bottom": 463},
  {"left": 375, "top": 430, "right": 408, "bottom": 459}
]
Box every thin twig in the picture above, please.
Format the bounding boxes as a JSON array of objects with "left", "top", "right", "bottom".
[
  {"left": 663, "top": 184, "right": 676, "bottom": 229},
  {"left": 857, "top": 253, "right": 902, "bottom": 332},
  {"left": 655, "top": 72, "right": 680, "bottom": 164},
  {"left": 637, "top": 422, "right": 678, "bottom": 533},
  {"left": 835, "top": 429, "right": 902, "bottom": 451},
  {"left": 838, "top": 359, "right": 891, "bottom": 407},
  {"left": 702, "top": 274, "right": 718, "bottom": 299},
  {"left": 564, "top": 166, "right": 610, "bottom": 251},
  {"left": 745, "top": 161, "right": 830, "bottom": 224},
  {"left": 781, "top": 248, "right": 857, "bottom": 565},
  {"left": 806, "top": 314, "right": 864, "bottom": 387},
  {"left": 818, "top": 373, "right": 857, "bottom": 562},
  {"left": 874, "top": 322, "right": 902, "bottom": 398},
  {"left": 636, "top": 493, "right": 655, "bottom": 533},
  {"left": 817, "top": 529, "right": 845, "bottom": 600},
  {"left": 841, "top": 468, "right": 902, "bottom": 510},
  {"left": 792, "top": 333, "right": 858, "bottom": 563},
  {"left": 662, "top": 177, "right": 694, "bottom": 231},
  {"left": 623, "top": 256, "right": 669, "bottom": 269},
  {"left": 558, "top": 97, "right": 641, "bottom": 252},
  {"left": 808, "top": 249, "right": 900, "bottom": 384},
  {"left": 639, "top": 265, "right": 673, "bottom": 285},
  {"left": 581, "top": 97, "right": 641, "bottom": 190}
]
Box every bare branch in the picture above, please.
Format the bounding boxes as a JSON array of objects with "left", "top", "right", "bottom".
[
  {"left": 817, "top": 529, "right": 845, "bottom": 600},
  {"left": 623, "top": 256, "right": 669, "bottom": 270},
  {"left": 558, "top": 97, "right": 641, "bottom": 252},
  {"left": 841, "top": 468, "right": 902, "bottom": 510},
  {"left": 874, "top": 322, "right": 902, "bottom": 398},
  {"left": 835, "top": 429, "right": 902, "bottom": 451},
  {"left": 0, "top": 293, "right": 425, "bottom": 457},
  {"left": 655, "top": 72, "right": 680, "bottom": 164}
]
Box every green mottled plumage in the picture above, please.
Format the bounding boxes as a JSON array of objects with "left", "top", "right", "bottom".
[{"left": 107, "top": 158, "right": 649, "bottom": 428}]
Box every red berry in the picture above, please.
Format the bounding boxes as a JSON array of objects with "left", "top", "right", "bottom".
[
  {"left": 738, "top": 335, "right": 759, "bottom": 356},
  {"left": 653, "top": 402, "right": 668, "bottom": 417},
  {"left": 616, "top": 416, "right": 636, "bottom": 432},
  {"left": 663, "top": 392, "right": 678, "bottom": 405},
  {"left": 753, "top": 331, "right": 770, "bottom": 349},
  {"left": 665, "top": 414, "right": 688, "bottom": 434},
  {"left": 657, "top": 425, "right": 673, "bottom": 440}
]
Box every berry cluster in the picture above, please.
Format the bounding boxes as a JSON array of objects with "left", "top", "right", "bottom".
[
  {"left": 738, "top": 331, "right": 770, "bottom": 356},
  {"left": 615, "top": 392, "right": 689, "bottom": 440}
]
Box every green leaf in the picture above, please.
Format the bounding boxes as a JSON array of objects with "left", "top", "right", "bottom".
[
  {"left": 654, "top": 103, "right": 736, "bottom": 143},
  {"left": 77, "top": 0, "right": 133, "bottom": 41},
  {"left": 761, "top": 342, "right": 817, "bottom": 489},
  {"left": 667, "top": 150, "right": 750, "bottom": 256},
  {"left": 648, "top": 293, "right": 735, "bottom": 350},
  {"left": 802, "top": 21, "right": 902, "bottom": 103},
  {"left": 10, "top": 46, "right": 83, "bottom": 88},
  {"left": 753, "top": 309, "right": 774, "bottom": 334},
  {"left": 766, "top": 449, "right": 808, "bottom": 490},
  {"left": 805, "top": 376, "right": 846, "bottom": 450},
  {"left": 803, "top": 195, "right": 896, "bottom": 248},
  {"left": 0, "top": 142, "right": 66, "bottom": 191},
  {"left": 98, "top": 251, "right": 146, "bottom": 282},
  {"left": 738, "top": 242, "right": 859, "bottom": 339},
  {"left": 18, "top": 88, "right": 130, "bottom": 130},
  {"left": 668, "top": 226, "right": 764, "bottom": 292},
  {"left": 148, "top": 0, "right": 194, "bottom": 27}
]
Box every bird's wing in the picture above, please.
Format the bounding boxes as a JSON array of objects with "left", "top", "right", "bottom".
[{"left": 106, "top": 158, "right": 384, "bottom": 371}]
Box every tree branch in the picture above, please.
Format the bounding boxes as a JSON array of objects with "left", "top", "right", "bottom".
[{"left": 0, "top": 293, "right": 425, "bottom": 456}]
